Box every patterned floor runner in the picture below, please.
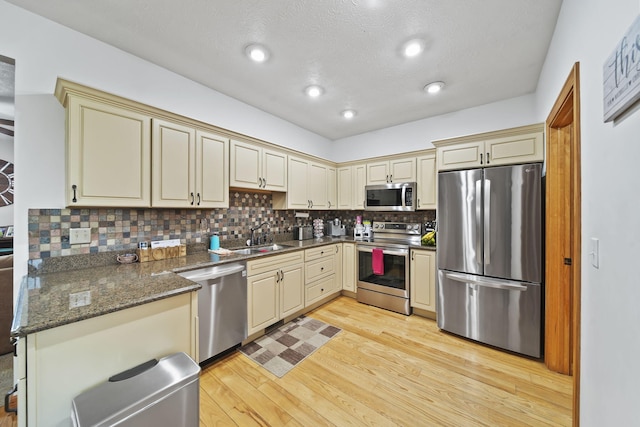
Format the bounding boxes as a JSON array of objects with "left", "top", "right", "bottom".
[{"left": 240, "top": 315, "right": 341, "bottom": 377}]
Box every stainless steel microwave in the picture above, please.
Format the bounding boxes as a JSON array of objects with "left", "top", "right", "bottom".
[{"left": 364, "top": 182, "right": 417, "bottom": 211}]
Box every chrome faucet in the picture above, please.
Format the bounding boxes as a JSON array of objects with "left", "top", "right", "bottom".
[{"left": 249, "top": 221, "right": 270, "bottom": 246}]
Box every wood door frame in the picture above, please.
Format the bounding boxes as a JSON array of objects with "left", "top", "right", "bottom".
[{"left": 545, "top": 62, "right": 581, "bottom": 426}]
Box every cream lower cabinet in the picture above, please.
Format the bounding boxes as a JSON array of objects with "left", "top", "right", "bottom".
[
  {"left": 19, "top": 293, "right": 197, "bottom": 427},
  {"left": 416, "top": 151, "right": 437, "bottom": 210},
  {"left": 435, "top": 124, "right": 544, "bottom": 171},
  {"left": 63, "top": 92, "right": 152, "bottom": 207},
  {"left": 230, "top": 140, "right": 287, "bottom": 191},
  {"left": 247, "top": 251, "right": 305, "bottom": 335},
  {"left": 342, "top": 242, "right": 356, "bottom": 292},
  {"left": 305, "top": 245, "right": 340, "bottom": 305},
  {"left": 410, "top": 249, "right": 437, "bottom": 312},
  {"left": 152, "top": 119, "right": 229, "bottom": 208}
]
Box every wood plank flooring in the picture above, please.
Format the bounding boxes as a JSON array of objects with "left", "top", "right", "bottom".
[
  {"left": 0, "top": 295, "right": 572, "bottom": 427},
  {"left": 200, "top": 296, "right": 572, "bottom": 426}
]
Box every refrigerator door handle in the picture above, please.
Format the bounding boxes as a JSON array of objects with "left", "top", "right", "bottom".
[
  {"left": 444, "top": 271, "right": 528, "bottom": 291},
  {"left": 475, "top": 179, "right": 482, "bottom": 261},
  {"left": 484, "top": 179, "right": 491, "bottom": 266}
]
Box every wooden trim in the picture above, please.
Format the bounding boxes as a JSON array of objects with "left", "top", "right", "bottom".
[
  {"left": 545, "top": 62, "right": 581, "bottom": 427},
  {"left": 431, "top": 122, "right": 544, "bottom": 148}
]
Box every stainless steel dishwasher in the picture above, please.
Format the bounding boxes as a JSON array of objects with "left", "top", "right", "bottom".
[{"left": 178, "top": 262, "right": 247, "bottom": 364}]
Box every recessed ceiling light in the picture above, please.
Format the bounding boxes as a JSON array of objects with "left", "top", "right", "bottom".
[
  {"left": 402, "top": 39, "right": 425, "bottom": 58},
  {"left": 305, "top": 85, "right": 324, "bottom": 98},
  {"left": 341, "top": 110, "right": 356, "bottom": 119},
  {"left": 424, "top": 81, "right": 445, "bottom": 94},
  {"left": 245, "top": 44, "right": 270, "bottom": 63}
]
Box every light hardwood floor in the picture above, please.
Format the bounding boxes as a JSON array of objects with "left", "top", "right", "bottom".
[
  {"left": 0, "top": 295, "right": 572, "bottom": 427},
  {"left": 200, "top": 296, "right": 572, "bottom": 426}
]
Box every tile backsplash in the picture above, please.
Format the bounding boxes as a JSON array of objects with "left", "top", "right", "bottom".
[{"left": 29, "top": 191, "right": 436, "bottom": 260}]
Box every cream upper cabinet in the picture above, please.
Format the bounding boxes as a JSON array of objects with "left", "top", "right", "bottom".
[
  {"left": 285, "top": 156, "right": 333, "bottom": 209},
  {"left": 367, "top": 157, "right": 416, "bottom": 185},
  {"left": 337, "top": 166, "right": 353, "bottom": 209},
  {"left": 342, "top": 242, "right": 356, "bottom": 293},
  {"left": 326, "top": 166, "right": 337, "bottom": 209},
  {"left": 230, "top": 140, "right": 287, "bottom": 191},
  {"left": 353, "top": 163, "right": 367, "bottom": 209},
  {"left": 65, "top": 94, "right": 151, "bottom": 207},
  {"left": 410, "top": 249, "right": 436, "bottom": 312},
  {"left": 337, "top": 163, "right": 366, "bottom": 210},
  {"left": 152, "top": 119, "right": 229, "bottom": 208},
  {"left": 435, "top": 124, "right": 544, "bottom": 171},
  {"left": 416, "top": 151, "right": 437, "bottom": 210}
]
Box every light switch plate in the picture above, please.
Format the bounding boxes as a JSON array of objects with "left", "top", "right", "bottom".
[
  {"left": 70, "top": 228, "right": 91, "bottom": 244},
  {"left": 69, "top": 290, "right": 91, "bottom": 308},
  {"left": 590, "top": 237, "right": 599, "bottom": 268}
]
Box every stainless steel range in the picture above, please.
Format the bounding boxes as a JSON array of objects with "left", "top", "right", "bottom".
[{"left": 356, "top": 221, "right": 422, "bottom": 315}]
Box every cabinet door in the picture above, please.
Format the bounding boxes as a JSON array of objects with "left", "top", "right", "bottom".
[
  {"left": 248, "top": 270, "right": 279, "bottom": 335},
  {"left": 437, "top": 141, "right": 483, "bottom": 171},
  {"left": 337, "top": 166, "right": 353, "bottom": 210},
  {"left": 326, "top": 166, "right": 337, "bottom": 209},
  {"left": 152, "top": 119, "right": 195, "bottom": 207},
  {"left": 195, "top": 130, "right": 229, "bottom": 208},
  {"left": 281, "top": 263, "right": 305, "bottom": 317},
  {"left": 390, "top": 157, "right": 416, "bottom": 182},
  {"left": 353, "top": 164, "right": 367, "bottom": 209},
  {"left": 262, "top": 148, "right": 287, "bottom": 191},
  {"left": 416, "top": 153, "right": 437, "bottom": 210},
  {"left": 334, "top": 244, "right": 343, "bottom": 290},
  {"left": 342, "top": 243, "right": 356, "bottom": 292},
  {"left": 410, "top": 249, "right": 436, "bottom": 312},
  {"left": 288, "top": 156, "right": 310, "bottom": 209},
  {"left": 66, "top": 96, "right": 151, "bottom": 207},
  {"left": 367, "top": 161, "right": 390, "bottom": 184},
  {"left": 230, "top": 140, "right": 261, "bottom": 189},
  {"left": 308, "top": 162, "right": 328, "bottom": 209},
  {"left": 485, "top": 131, "right": 544, "bottom": 166}
]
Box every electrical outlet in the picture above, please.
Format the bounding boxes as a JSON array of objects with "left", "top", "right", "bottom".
[
  {"left": 70, "top": 228, "right": 91, "bottom": 244},
  {"left": 69, "top": 290, "right": 91, "bottom": 308}
]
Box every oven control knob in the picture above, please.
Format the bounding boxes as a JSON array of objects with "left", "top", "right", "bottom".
[{"left": 375, "top": 224, "right": 383, "bottom": 229}]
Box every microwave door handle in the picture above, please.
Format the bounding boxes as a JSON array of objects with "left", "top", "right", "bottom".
[{"left": 401, "top": 185, "right": 406, "bottom": 208}]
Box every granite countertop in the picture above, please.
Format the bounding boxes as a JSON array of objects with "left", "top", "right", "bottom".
[{"left": 10, "top": 237, "right": 354, "bottom": 337}]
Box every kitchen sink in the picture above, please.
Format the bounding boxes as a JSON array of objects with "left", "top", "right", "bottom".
[{"left": 233, "top": 244, "right": 293, "bottom": 255}]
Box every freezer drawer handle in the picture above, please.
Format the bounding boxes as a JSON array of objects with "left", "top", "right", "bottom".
[
  {"left": 4, "top": 384, "right": 17, "bottom": 414},
  {"left": 445, "top": 272, "right": 528, "bottom": 291}
]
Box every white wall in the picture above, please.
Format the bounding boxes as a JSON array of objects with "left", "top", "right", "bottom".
[
  {"left": 535, "top": 0, "right": 640, "bottom": 424},
  {"left": 331, "top": 94, "right": 537, "bottom": 162}
]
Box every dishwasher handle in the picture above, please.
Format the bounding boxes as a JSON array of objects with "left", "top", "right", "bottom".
[{"left": 179, "top": 263, "right": 246, "bottom": 282}]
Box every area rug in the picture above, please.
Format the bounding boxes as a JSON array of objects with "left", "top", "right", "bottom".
[
  {"left": 0, "top": 353, "right": 12, "bottom": 408},
  {"left": 240, "top": 315, "right": 341, "bottom": 378}
]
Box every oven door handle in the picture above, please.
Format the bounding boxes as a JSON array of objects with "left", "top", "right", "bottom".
[{"left": 357, "top": 246, "right": 408, "bottom": 257}]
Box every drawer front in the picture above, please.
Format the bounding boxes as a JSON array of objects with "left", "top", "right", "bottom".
[
  {"left": 247, "top": 250, "right": 304, "bottom": 276},
  {"left": 305, "top": 274, "right": 337, "bottom": 305},
  {"left": 304, "top": 245, "right": 335, "bottom": 262},
  {"left": 305, "top": 257, "right": 335, "bottom": 283}
]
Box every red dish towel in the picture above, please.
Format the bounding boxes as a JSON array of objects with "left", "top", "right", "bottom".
[{"left": 372, "top": 248, "right": 384, "bottom": 275}]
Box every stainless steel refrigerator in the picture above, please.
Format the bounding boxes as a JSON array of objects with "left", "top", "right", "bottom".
[{"left": 436, "top": 163, "right": 543, "bottom": 358}]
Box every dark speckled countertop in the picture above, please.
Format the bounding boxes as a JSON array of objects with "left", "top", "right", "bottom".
[
  {"left": 11, "top": 237, "right": 361, "bottom": 337},
  {"left": 12, "top": 236, "right": 435, "bottom": 337}
]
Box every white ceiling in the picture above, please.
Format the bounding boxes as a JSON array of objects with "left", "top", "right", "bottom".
[{"left": 6, "top": 0, "right": 563, "bottom": 140}]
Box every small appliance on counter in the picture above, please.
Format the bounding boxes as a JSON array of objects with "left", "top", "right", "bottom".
[
  {"left": 328, "top": 218, "right": 346, "bottom": 237},
  {"left": 293, "top": 225, "right": 313, "bottom": 240},
  {"left": 354, "top": 217, "right": 372, "bottom": 241}
]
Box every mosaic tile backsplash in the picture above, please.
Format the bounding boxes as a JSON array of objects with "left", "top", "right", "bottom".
[{"left": 29, "top": 191, "right": 436, "bottom": 260}]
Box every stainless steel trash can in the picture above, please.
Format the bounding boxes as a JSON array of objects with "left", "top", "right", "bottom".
[{"left": 71, "top": 352, "right": 200, "bottom": 427}]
